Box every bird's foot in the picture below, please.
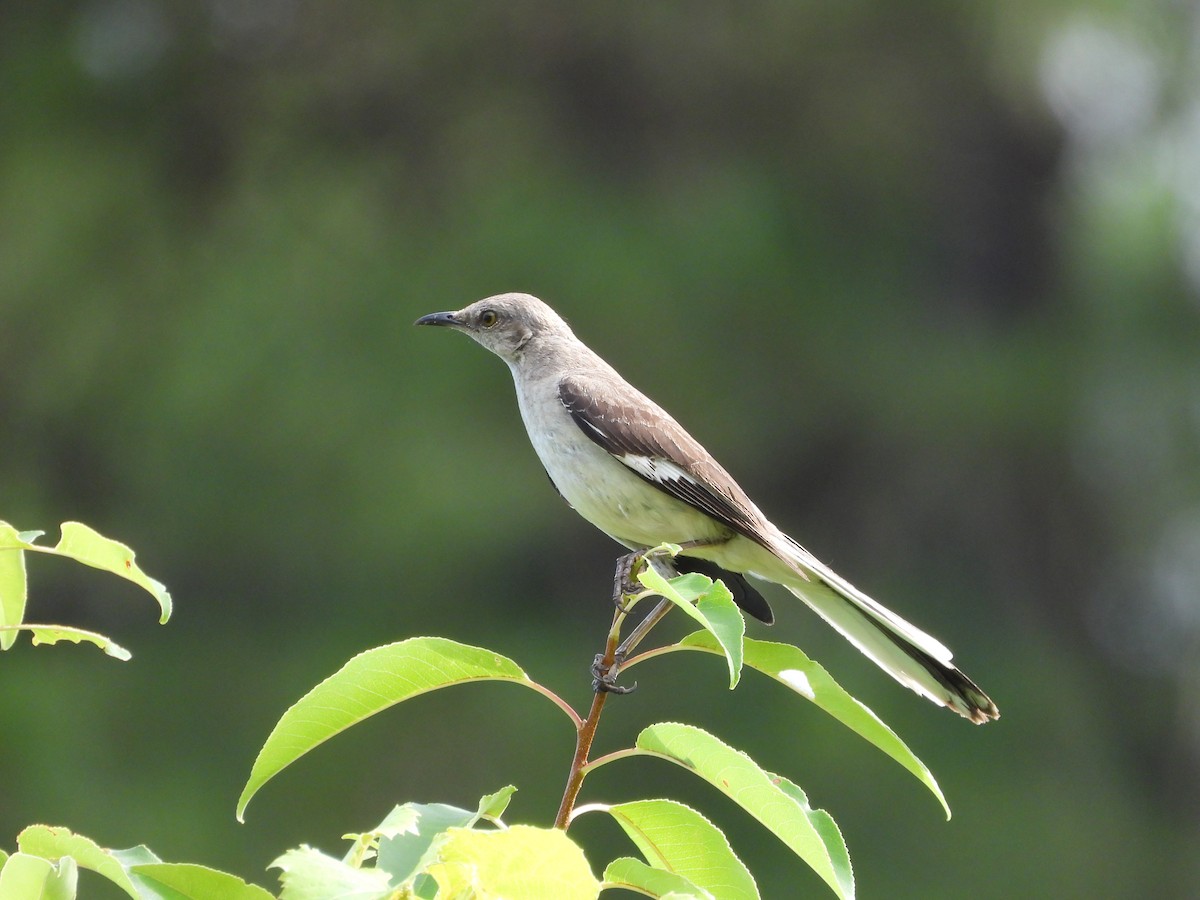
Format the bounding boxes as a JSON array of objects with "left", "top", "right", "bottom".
[
  {"left": 612, "top": 551, "right": 646, "bottom": 612},
  {"left": 591, "top": 653, "right": 636, "bottom": 694}
]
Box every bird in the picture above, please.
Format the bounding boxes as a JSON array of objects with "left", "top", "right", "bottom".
[{"left": 416, "top": 293, "right": 998, "bottom": 723}]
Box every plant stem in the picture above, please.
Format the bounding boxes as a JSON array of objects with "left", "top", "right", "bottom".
[
  {"left": 554, "top": 673, "right": 610, "bottom": 829},
  {"left": 554, "top": 605, "right": 622, "bottom": 829},
  {"left": 554, "top": 550, "right": 680, "bottom": 829}
]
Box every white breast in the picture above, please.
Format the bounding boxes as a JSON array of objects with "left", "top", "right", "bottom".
[{"left": 512, "top": 370, "right": 724, "bottom": 549}]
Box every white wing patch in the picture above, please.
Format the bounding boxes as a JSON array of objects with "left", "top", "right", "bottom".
[{"left": 619, "top": 454, "right": 697, "bottom": 487}]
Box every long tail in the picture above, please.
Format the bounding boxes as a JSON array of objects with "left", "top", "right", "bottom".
[{"left": 775, "top": 543, "right": 998, "bottom": 723}]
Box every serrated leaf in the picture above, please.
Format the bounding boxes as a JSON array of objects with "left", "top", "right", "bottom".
[
  {"left": 367, "top": 789, "right": 514, "bottom": 883},
  {"left": 271, "top": 846, "right": 394, "bottom": 900},
  {"left": 130, "top": 863, "right": 276, "bottom": 900},
  {"left": 770, "top": 774, "right": 852, "bottom": 898},
  {"left": 238, "top": 638, "right": 547, "bottom": 820},
  {"left": 637, "top": 567, "right": 743, "bottom": 688},
  {"left": 633, "top": 723, "right": 854, "bottom": 899},
  {"left": 0, "top": 522, "right": 29, "bottom": 650},
  {"left": 375, "top": 803, "right": 477, "bottom": 884},
  {"left": 605, "top": 800, "right": 757, "bottom": 900},
  {"left": 17, "top": 825, "right": 138, "bottom": 898},
  {"left": 677, "top": 631, "right": 949, "bottom": 817},
  {"left": 343, "top": 804, "right": 420, "bottom": 868},
  {"left": 424, "top": 825, "right": 599, "bottom": 900},
  {"left": 602, "top": 857, "right": 709, "bottom": 898},
  {"left": 371, "top": 804, "right": 423, "bottom": 837}
]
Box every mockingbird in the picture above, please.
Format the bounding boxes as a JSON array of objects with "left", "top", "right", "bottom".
[{"left": 416, "top": 293, "right": 998, "bottom": 723}]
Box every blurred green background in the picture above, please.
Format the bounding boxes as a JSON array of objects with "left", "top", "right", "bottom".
[{"left": 3, "top": 2, "right": 1199, "bottom": 897}]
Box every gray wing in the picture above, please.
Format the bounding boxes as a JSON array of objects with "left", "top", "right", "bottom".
[{"left": 557, "top": 375, "right": 773, "bottom": 551}]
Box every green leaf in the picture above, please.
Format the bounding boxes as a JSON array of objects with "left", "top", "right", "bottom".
[
  {"left": 342, "top": 804, "right": 418, "bottom": 868},
  {"left": 49, "top": 522, "right": 173, "bottom": 623},
  {"left": 45, "top": 857, "right": 79, "bottom": 900},
  {"left": 0, "top": 852, "right": 77, "bottom": 900},
  {"left": 0, "top": 522, "right": 29, "bottom": 650},
  {"left": 0, "top": 853, "right": 52, "bottom": 900},
  {"left": 424, "top": 825, "right": 599, "bottom": 900},
  {"left": 271, "top": 846, "right": 394, "bottom": 900},
  {"left": 770, "top": 774, "right": 853, "bottom": 898},
  {"left": 637, "top": 567, "right": 743, "bottom": 688},
  {"left": 365, "top": 788, "right": 514, "bottom": 884},
  {"left": 130, "top": 863, "right": 276, "bottom": 900},
  {"left": 677, "top": 631, "right": 949, "bottom": 818},
  {"left": 17, "top": 825, "right": 138, "bottom": 898},
  {"left": 374, "top": 802, "right": 477, "bottom": 884},
  {"left": 0, "top": 521, "right": 172, "bottom": 627},
  {"left": 602, "top": 857, "right": 709, "bottom": 898},
  {"left": 0, "top": 624, "right": 132, "bottom": 660},
  {"left": 238, "top": 637, "right": 547, "bottom": 820},
  {"left": 604, "top": 800, "right": 757, "bottom": 900},
  {"left": 474, "top": 784, "right": 517, "bottom": 821},
  {"left": 110, "top": 846, "right": 162, "bottom": 868},
  {"left": 633, "top": 723, "right": 854, "bottom": 900}
]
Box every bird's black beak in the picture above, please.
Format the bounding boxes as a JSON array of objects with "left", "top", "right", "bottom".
[{"left": 414, "top": 311, "right": 459, "bottom": 327}]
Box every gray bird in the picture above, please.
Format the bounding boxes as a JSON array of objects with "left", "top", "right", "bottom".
[{"left": 416, "top": 293, "right": 998, "bottom": 723}]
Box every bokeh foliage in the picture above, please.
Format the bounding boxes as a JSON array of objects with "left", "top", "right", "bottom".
[{"left": 3, "top": 2, "right": 1199, "bottom": 897}]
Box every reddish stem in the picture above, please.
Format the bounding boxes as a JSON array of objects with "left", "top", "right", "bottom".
[{"left": 554, "top": 683, "right": 610, "bottom": 829}]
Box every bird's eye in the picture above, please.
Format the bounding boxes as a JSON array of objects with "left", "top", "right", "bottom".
[{"left": 480, "top": 309, "right": 499, "bottom": 328}]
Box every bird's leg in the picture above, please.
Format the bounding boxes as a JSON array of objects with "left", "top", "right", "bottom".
[
  {"left": 609, "top": 538, "right": 732, "bottom": 663},
  {"left": 593, "top": 541, "right": 729, "bottom": 693},
  {"left": 611, "top": 550, "right": 644, "bottom": 612},
  {"left": 593, "top": 550, "right": 654, "bottom": 693},
  {"left": 613, "top": 596, "right": 674, "bottom": 661}
]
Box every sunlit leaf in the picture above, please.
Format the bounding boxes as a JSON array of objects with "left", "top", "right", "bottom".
[
  {"left": 342, "top": 804, "right": 419, "bottom": 868},
  {"left": 365, "top": 787, "right": 515, "bottom": 885},
  {"left": 109, "top": 846, "right": 162, "bottom": 868},
  {"left": 238, "top": 637, "right": 552, "bottom": 820},
  {"left": 475, "top": 785, "right": 517, "bottom": 821},
  {"left": 130, "top": 863, "right": 276, "bottom": 900},
  {"left": 770, "top": 774, "right": 852, "bottom": 898},
  {"left": 49, "top": 522, "right": 172, "bottom": 623},
  {"left": 424, "top": 825, "right": 599, "bottom": 900},
  {"left": 637, "top": 567, "right": 743, "bottom": 688},
  {"left": 633, "top": 723, "right": 854, "bottom": 899},
  {"left": 602, "top": 857, "right": 709, "bottom": 898},
  {"left": 0, "top": 624, "right": 131, "bottom": 660},
  {"left": 0, "top": 852, "right": 77, "bottom": 900},
  {"left": 604, "top": 799, "right": 757, "bottom": 900},
  {"left": 0, "top": 522, "right": 29, "bottom": 650},
  {"left": 271, "top": 846, "right": 393, "bottom": 900},
  {"left": 676, "top": 632, "right": 949, "bottom": 817},
  {"left": 375, "top": 803, "right": 477, "bottom": 885},
  {"left": 0, "top": 521, "right": 172, "bottom": 627},
  {"left": 17, "top": 826, "right": 137, "bottom": 898}
]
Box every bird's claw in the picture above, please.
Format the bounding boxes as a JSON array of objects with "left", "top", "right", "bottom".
[
  {"left": 613, "top": 551, "right": 645, "bottom": 604},
  {"left": 591, "top": 653, "right": 636, "bottom": 694}
]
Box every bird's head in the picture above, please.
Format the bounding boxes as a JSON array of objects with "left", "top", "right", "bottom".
[{"left": 415, "top": 293, "right": 571, "bottom": 364}]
